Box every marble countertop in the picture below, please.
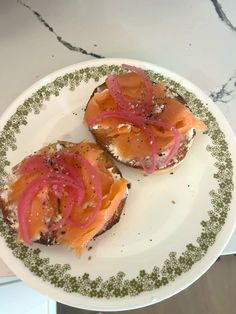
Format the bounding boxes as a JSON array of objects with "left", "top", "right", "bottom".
[{"left": 0, "top": 0, "right": 236, "bottom": 275}]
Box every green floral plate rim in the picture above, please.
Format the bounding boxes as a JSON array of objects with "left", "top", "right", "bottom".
[{"left": 0, "top": 59, "right": 235, "bottom": 311}]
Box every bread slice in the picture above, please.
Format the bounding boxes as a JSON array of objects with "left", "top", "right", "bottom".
[
  {"left": 85, "top": 81, "right": 197, "bottom": 173},
  {"left": 0, "top": 141, "right": 128, "bottom": 251}
]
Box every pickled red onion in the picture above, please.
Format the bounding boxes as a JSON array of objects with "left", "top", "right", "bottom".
[
  {"left": 88, "top": 111, "right": 180, "bottom": 172},
  {"left": 139, "top": 126, "right": 157, "bottom": 174},
  {"left": 122, "top": 64, "right": 153, "bottom": 113},
  {"left": 106, "top": 65, "right": 153, "bottom": 116},
  {"left": 48, "top": 185, "right": 84, "bottom": 233},
  {"left": 17, "top": 174, "right": 84, "bottom": 244},
  {"left": 53, "top": 155, "right": 85, "bottom": 190},
  {"left": 57, "top": 152, "right": 102, "bottom": 228},
  {"left": 88, "top": 111, "right": 157, "bottom": 173},
  {"left": 20, "top": 152, "right": 86, "bottom": 201},
  {"left": 47, "top": 173, "right": 85, "bottom": 203},
  {"left": 17, "top": 146, "right": 106, "bottom": 243},
  {"left": 145, "top": 119, "right": 181, "bottom": 166},
  {"left": 19, "top": 155, "right": 51, "bottom": 175},
  {"left": 106, "top": 75, "right": 129, "bottom": 110},
  {"left": 106, "top": 76, "right": 149, "bottom": 116}
]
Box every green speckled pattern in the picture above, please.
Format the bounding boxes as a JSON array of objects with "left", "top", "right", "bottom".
[{"left": 0, "top": 65, "right": 233, "bottom": 298}]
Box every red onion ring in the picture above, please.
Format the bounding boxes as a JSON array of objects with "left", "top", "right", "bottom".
[
  {"left": 53, "top": 155, "right": 85, "bottom": 190},
  {"left": 48, "top": 184, "right": 83, "bottom": 233},
  {"left": 57, "top": 152, "right": 103, "bottom": 228},
  {"left": 19, "top": 155, "right": 51, "bottom": 175},
  {"left": 139, "top": 126, "right": 157, "bottom": 174},
  {"left": 122, "top": 63, "right": 153, "bottom": 112},
  {"left": 147, "top": 119, "right": 181, "bottom": 166},
  {"left": 17, "top": 174, "right": 84, "bottom": 244},
  {"left": 87, "top": 111, "right": 180, "bottom": 173},
  {"left": 106, "top": 64, "right": 153, "bottom": 116}
]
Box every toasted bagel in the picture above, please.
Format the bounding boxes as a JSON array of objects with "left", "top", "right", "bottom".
[
  {"left": 0, "top": 141, "right": 128, "bottom": 255},
  {"left": 84, "top": 73, "right": 205, "bottom": 173}
]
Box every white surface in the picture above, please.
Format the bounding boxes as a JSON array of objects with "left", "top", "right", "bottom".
[
  {"left": 0, "top": 0, "right": 235, "bottom": 293},
  {"left": 0, "top": 277, "right": 56, "bottom": 314},
  {"left": 0, "top": 58, "right": 236, "bottom": 311}
]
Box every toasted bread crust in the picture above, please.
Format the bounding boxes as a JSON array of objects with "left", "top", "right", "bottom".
[
  {"left": 86, "top": 82, "right": 196, "bottom": 173},
  {"left": 1, "top": 141, "right": 128, "bottom": 246}
]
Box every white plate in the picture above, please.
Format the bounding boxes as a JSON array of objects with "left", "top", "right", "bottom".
[{"left": 0, "top": 58, "right": 235, "bottom": 311}]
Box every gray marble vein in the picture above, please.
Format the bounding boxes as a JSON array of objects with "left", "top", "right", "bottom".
[
  {"left": 210, "top": 0, "right": 236, "bottom": 32},
  {"left": 18, "top": 0, "right": 104, "bottom": 58},
  {"left": 209, "top": 71, "right": 236, "bottom": 103}
]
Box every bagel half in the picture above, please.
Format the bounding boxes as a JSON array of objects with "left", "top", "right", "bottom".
[
  {"left": 0, "top": 141, "right": 128, "bottom": 255},
  {"left": 84, "top": 72, "right": 206, "bottom": 173}
]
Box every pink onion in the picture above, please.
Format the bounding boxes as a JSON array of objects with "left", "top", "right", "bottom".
[
  {"left": 88, "top": 111, "right": 180, "bottom": 172},
  {"left": 106, "top": 75, "right": 148, "bottom": 115},
  {"left": 17, "top": 174, "right": 85, "bottom": 243},
  {"left": 106, "top": 75, "right": 129, "bottom": 109},
  {"left": 121, "top": 65, "right": 181, "bottom": 166},
  {"left": 19, "top": 155, "right": 51, "bottom": 175},
  {"left": 57, "top": 152, "right": 103, "bottom": 228},
  {"left": 45, "top": 169, "right": 86, "bottom": 231},
  {"left": 146, "top": 119, "right": 181, "bottom": 166},
  {"left": 48, "top": 185, "right": 83, "bottom": 232},
  {"left": 122, "top": 64, "right": 153, "bottom": 112},
  {"left": 139, "top": 126, "right": 157, "bottom": 174},
  {"left": 53, "top": 155, "right": 85, "bottom": 190},
  {"left": 106, "top": 64, "right": 153, "bottom": 116},
  {"left": 88, "top": 111, "right": 157, "bottom": 173},
  {"left": 17, "top": 147, "right": 105, "bottom": 243}
]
